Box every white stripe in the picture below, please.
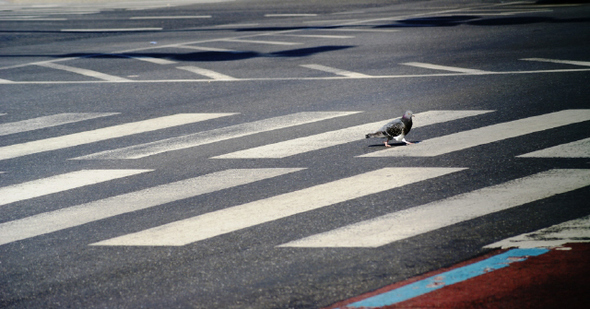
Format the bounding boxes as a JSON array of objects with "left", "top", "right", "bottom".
[
  {"left": 36, "top": 62, "right": 130, "bottom": 82},
  {"left": 278, "top": 34, "right": 354, "bottom": 39},
  {"left": 328, "top": 28, "right": 400, "bottom": 33},
  {"left": 521, "top": 58, "right": 590, "bottom": 67},
  {"left": 174, "top": 45, "right": 239, "bottom": 53},
  {"left": 300, "top": 64, "right": 370, "bottom": 78},
  {"left": 0, "top": 168, "right": 303, "bottom": 246},
  {"left": 0, "top": 113, "right": 234, "bottom": 161},
  {"left": 61, "top": 28, "right": 162, "bottom": 32},
  {"left": 265, "top": 14, "right": 318, "bottom": 17},
  {"left": 73, "top": 111, "right": 361, "bottom": 160},
  {"left": 401, "top": 62, "right": 491, "bottom": 74},
  {"left": 281, "top": 169, "right": 590, "bottom": 248},
  {"left": 130, "top": 16, "right": 211, "bottom": 20},
  {"left": 360, "top": 109, "right": 590, "bottom": 157},
  {"left": 91, "top": 167, "right": 465, "bottom": 246},
  {"left": 119, "top": 55, "right": 176, "bottom": 65},
  {"left": 177, "top": 66, "right": 237, "bottom": 80},
  {"left": 517, "top": 137, "right": 590, "bottom": 158},
  {"left": 0, "top": 169, "right": 151, "bottom": 207},
  {"left": 0, "top": 113, "right": 118, "bottom": 136},
  {"left": 213, "top": 110, "right": 494, "bottom": 159},
  {"left": 1, "top": 18, "right": 68, "bottom": 21},
  {"left": 0, "top": 78, "right": 13, "bottom": 83},
  {"left": 485, "top": 215, "right": 590, "bottom": 249},
  {"left": 221, "top": 38, "right": 301, "bottom": 46}
]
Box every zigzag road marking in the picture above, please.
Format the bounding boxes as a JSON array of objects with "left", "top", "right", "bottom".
[
  {"left": 300, "top": 64, "right": 370, "bottom": 78},
  {"left": 36, "top": 62, "right": 131, "bottom": 82},
  {"left": 360, "top": 109, "right": 590, "bottom": 158},
  {"left": 91, "top": 167, "right": 465, "bottom": 246},
  {"left": 177, "top": 66, "right": 237, "bottom": 80},
  {"left": 213, "top": 110, "right": 493, "bottom": 159},
  {"left": 73, "top": 111, "right": 361, "bottom": 160},
  {"left": 0, "top": 113, "right": 119, "bottom": 136},
  {"left": 280, "top": 169, "right": 590, "bottom": 248},
  {"left": 0, "top": 113, "right": 234, "bottom": 161},
  {"left": 0, "top": 169, "right": 152, "bottom": 207},
  {"left": 0, "top": 168, "right": 302, "bottom": 246}
]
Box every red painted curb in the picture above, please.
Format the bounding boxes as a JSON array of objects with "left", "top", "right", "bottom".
[{"left": 326, "top": 243, "right": 590, "bottom": 309}]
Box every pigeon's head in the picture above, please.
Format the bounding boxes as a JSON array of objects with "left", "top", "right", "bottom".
[{"left": 403, "top": 110, "right": 414, "bottom": 119}]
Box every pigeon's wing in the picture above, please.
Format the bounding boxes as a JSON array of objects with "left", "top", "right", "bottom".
[{"left": 382, "top": 119, "right": 405, "bottom": 137}]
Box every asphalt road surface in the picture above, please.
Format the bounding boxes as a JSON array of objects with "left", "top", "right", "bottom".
[{"left": 1, "top": 0, "right": 589, "bottom": 308}]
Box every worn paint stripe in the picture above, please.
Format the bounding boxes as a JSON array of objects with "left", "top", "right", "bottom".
[
  {"left": 300, "top": 64, "right": 370, "bottom": 78},
  {"left": 521, "top": 58, "right": 590, "bottom": 67},
  {"left": 118, "top": 55, "right": 176, "bottom": 65},
  {"left": 73, "top": 111, "right": 361, "bottom": 160},
  {"left": 517, "top": 137, "right": 590, "bottom": 158},
  {"left": 61, "top": 28, "right": 162, "bottom": 32},
  {"left": 0, "top": 169, "right": 151, "bottom": 207},
  {"left": 221, "top": 38, "right": 301, "bottom": 46},
  {"left": 0, "top": 168, "right": 303, "bottom": 246},
  {"left": 177, "top": 66, "right": 237, "bottom": 80},
  {"left": 0, "top": 113, "right": 234, "bottom": 161},
  {"left": 91, "top": 167, "right": 465, "bottom": 246},
  {"left": 213, "top": 110, "right": 493, "bottom": 159},
  {"left": 401, "top": 62, "right": 491, "bottom": 74},
  {"left": 360, "top": 109, "right": 590, "bottom": 157},
  {"left": 130, "top": 16, "right": 211, "bottom": 20},
  {"left": 343, "top": 248, "right": 549, "bottom": 308},
  {"left": 36, "top": 62, "right": 130, "bottom": 81},
  {"left": 0, "top": 113, "right": 119, "bottom": 136},
  {"left": 485, "top": 215, "right": 590, "bottom": 249},
  {"left": 281, "top": 169, "right": 590, "bottom": 248}
]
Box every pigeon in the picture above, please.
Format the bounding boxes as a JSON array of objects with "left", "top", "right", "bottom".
[{"left": 365, "top": 110, "right": 415, "bottom": 147}]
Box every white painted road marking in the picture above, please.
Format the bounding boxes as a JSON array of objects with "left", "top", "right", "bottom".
[
  {"left": 517, "top": 137, "right": 590, "bottom": 158},
  {"left": 0, "top": 168, "right": 303, "bottom": 246},
  {"left": 117, "top": 54, "right": 176, "bottom": 65},
  {"left": 177, "top": 66, "right": 237, "bottom": 80},
  {"left": 281, "top": 169, "right": 590, "bottom": 248},
  {"left": 220, "top": 38, "right": 301, "bottom": 46},
  {"left": 0, "top": 113, "right": 119, "bottom": 136},
  {"left": 213, "top": 110, "right": 494, "bottom": 159},
  {"left": 265, "top": 14, "right": 318, "bottom": 17},
  {"left": 0, "top": 169, "right": 151, "bottom": 207},
  {"left": 0, "top": 113, "right": 234, "bottom": 161},
  {"left": 360, "top": 109, "right": 590, "bottom": 157},
  {"left": 73, "top": 111, "right": 361, "bottom": 160},
  {"left": 130, "top": 16, "right": 212, "bottom": 20},
  {"left": 91, "top": 167, "right": 465, "bottom": 246},
  {"left": 60, "top": 28, "right": 163, "bottom": 32},
  {"left": 485, "top": 214, "right": 590, "bottom": 249},
  {"left": 174, "top": 45, "right": 240, "bottom": 53},
  {"left": 36, "top": 62, "right": 130, "bottom": 82},
  {"left": 521, "top": 58, "right": 590, "bottom": 67},
  {"left": 300, "top": 64, "right": 370, "bottom": 78},
  {"left": 277, "top": 34, "right": 355, "bottom": 39},
  {"left": 401, "top": 62, "right": 492, "bottom": 74}
]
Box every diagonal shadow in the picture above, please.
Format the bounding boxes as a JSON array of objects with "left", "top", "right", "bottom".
[{"left": 2, "top": 46, "right": 355, "bottom": 62}]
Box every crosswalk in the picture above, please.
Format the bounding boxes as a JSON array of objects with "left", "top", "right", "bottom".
[{"left": 0, "top": 109, "right": 589, "bottom": 249}]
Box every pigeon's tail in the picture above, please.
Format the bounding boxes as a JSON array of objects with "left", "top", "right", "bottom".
[{"left": 366, "top": 131, "right": 386, "bottom": 139}]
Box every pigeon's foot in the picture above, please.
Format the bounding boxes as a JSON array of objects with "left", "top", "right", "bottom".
[
  {"left": 404, "top": 141, "right": 414, "bottom": 145},
  {"left": 384, "top": 141, "right": 392, "bottom": 148}
]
